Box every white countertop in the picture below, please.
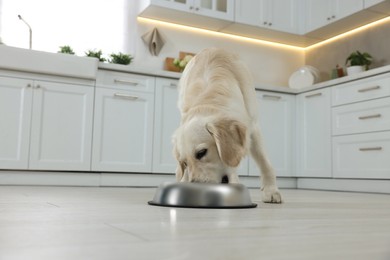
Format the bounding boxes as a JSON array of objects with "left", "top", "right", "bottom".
[
  {"left": 99, "top": 62, "right": 390, "bottom": 94},
  {"left": 291, "top": 64, "right": 390, "bottom": 94},
  {"left": 98, "top": 62, "right": 182, "bottom": 79},
  {"left": 0, "top": 45, "right": 98, "bottom": 80},
  {"left": 1, "top": 46, "right": 389, "bottom": 94}
]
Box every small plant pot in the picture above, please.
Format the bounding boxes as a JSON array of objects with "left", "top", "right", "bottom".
[{"left": 346, "top": 65, "right": 364, "bottom": 75}]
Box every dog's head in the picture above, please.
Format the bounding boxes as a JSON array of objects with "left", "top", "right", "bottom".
[{"left": 172, "top": 117, "right": 247, "bottom": 184}]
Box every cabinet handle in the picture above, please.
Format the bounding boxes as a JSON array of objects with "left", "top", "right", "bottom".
[
  {"left": 35, "top": 85, "right": 41, "bottom": 89},
  {"left": 114, "top": 93, "right": 139, "bottom": 100},
  {"left": 114, "top": 79, "right": 139, "bottom": 86},
  {"left": 263, "top": 94, "right": 281, "bottom": 100},
  {"left": 358, "top": 114, "right": 381, "bottom": 120},
  {"left": 195, "top": 7, "right": 199, "bottom": 11},
  {"left": 263, "top": 21, "right": 268, "bottom": 25},
  {"left": 358, "top": 86, "right": 380, "bottom": 93},
  {"left": 359, "top": 147, "right": 383, "bottom": 152},
  {"left": 189, "top": 6, "right": 193, "bottom": 10},
  {"left": 305, "top": 92, "right": 322, "bottom": 98},
  {"left": 26, "top": 84, "right": 32, "bottom": 88},
  {"left": 268, "top": 22, "right": 272, "bottom": 26}
]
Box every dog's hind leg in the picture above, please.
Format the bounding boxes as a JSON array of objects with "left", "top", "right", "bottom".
[{"left": 250, "top": 125, "right": 282, "bottom": 203}]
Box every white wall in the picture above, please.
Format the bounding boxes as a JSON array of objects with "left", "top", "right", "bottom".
[
  {"left": 0, "top": 0, "right": 304, "bottom": 86},
  {"left": 136, "top": 17, "right": 304, "bottom": 86}
]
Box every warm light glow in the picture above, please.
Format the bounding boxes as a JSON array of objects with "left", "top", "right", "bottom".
[
  {"left": 138, "top": 15, "right": 390, "bottom": 51},
  {"left": 306, "top": 15, "right": 390, "bottom": 50},
  {"left": 137, "top": 17, "right": 304, "bottom": 51}
]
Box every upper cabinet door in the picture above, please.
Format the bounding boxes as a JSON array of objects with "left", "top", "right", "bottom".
[
  {"left": 193, "top": 0, "right": 234, "bottom": 20},
  {"left": 235, "top": 0, "right": 301, "bottom": 34},
  {"left": 266, "top": 0, "right": 301, "bottom": 34},
  {"left": 305, "top": 0, "right": 333, "bottom": 33},
  {"left": 334, "top": 0, "right": 364, "bottom": 21},
  {"left": 149, "top": 0, "right": 234, "bottom": 20},
  {"left": 305, "top": 0, "right": 364, "bottom": 33},
  {"left": 235, "top": 0, "right": 264, "bottom": 26}
]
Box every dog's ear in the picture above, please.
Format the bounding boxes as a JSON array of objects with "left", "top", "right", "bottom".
[{"left": 206, "top": 119, "right": 247, "bottom": 167}]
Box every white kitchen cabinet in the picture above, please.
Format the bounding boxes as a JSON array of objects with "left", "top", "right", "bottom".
[
  {"left": 332, "top": 73, "right": 390, "bottom": 106},
  {"left": 0, "top": 77, "right": 33, "bottom": 169},
  {"left": 332, "top": 97, "right": 390, "bottom": 136},
  {"left": 305, "top": 0, "right": 364, "bottom": 33},
  {"left": 364, "top": 0, "right": 385, "bottom": 7},
  {"left": 331, "top": 73, "right": 390, "bottom": 179},
  {"left": 364, "top": 0, "right": 390, "bottom": 14},
  {"left": 139, "top": 0, "right": 234, "bottom": 31},
  {"left": 333, "top": 131, "right": 390, "bottom": 179},
  {"left": 29, "top": 81, "right": 94, "bottom": 171},
  {"left": 152, "top": 78, "right": 180, "bottom": 174},
  {"left": 145, "top": 0, "right": 233, "bottom": 20},
  {"left": 0, "top": 75, "right": 94, "bottom": 171},
  {"left": 92, "top": 72, "right": 155, "bottom": 172},
  {"left": 235, "top": 0, "right": 301, "bottom": 34},
  {"left": 248, "top": 91, "right": 295, "bottom": 177},
  {"left": 296, "top": 88, "right": 332, "bottom": 177}
]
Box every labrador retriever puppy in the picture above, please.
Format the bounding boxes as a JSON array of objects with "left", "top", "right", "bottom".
[{"left": 172, "top": 48, "right": 282, "bottom": 203}]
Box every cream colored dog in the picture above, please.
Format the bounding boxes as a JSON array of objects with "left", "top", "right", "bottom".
[{"left": 172, "top": 48, "right": 282, "bottom": 203}]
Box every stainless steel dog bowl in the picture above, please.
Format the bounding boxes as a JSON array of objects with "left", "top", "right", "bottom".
[{"left": 148, "top": 182, "right": 257, "bottom": 208}]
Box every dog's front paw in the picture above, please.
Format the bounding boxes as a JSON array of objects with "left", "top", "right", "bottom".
[{"left": 261, "top": 185, "right": 282, "bottom": 203}]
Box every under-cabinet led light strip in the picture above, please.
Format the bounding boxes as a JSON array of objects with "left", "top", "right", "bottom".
[{"left": 137, "top": 15, "right": 390, "bottom": 51}]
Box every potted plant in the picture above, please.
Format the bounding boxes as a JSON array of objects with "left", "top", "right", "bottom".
[
  {"left": 345, "top": 51, "right": 373, "bottom": 75},
  {"left": 85, "top": 49, "right": 106, "bottom": 62},
  {"left": 58, "top": 45, "right": 75, "bottom": 55},
  {"left": 109, "top": 52, "right": 133, "bottom": 65}
]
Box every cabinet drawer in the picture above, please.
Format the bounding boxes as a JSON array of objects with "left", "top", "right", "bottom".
[
  {"left": 332, "top": 74, "right": 390, "bottom": 106},
  {"left": 332, "top": 97, "right": 390, "bottom": 135},
  {"left": 96, "top": 70, "right": 155, "bottom": 92},
  {"left": 332, "top": 131, "right": 390, "bottom": 179}
]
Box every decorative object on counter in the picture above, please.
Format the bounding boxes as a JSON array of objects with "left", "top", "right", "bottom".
[
  {"left": 164, "top": 51, "right": 196, "bottom": 72},
  {"left": 288, "top": 65, "right": 320, "bottom": 89},
  {"left": 345, "top": 50, "right": 373, "bottom": 75},
  {"left": 142, "top": 28, "right": 165, "bottom": 56},
  {"left": 331, "top": 64, "right": 345, "bottom": 79},
  {"left": 58, "top": 45, "right": 75, "bottom": 55},
  {"left": 109, "top": 52, "right": 133, "bottom": 65},
  {"left": 173, "top": 54, "right": 194, "bottom": 71},
  {"left": 85, "top": 49, "right": 106, "bottom": 62}
]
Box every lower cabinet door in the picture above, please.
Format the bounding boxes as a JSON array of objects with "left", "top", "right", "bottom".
[
  {"left": 249, "top": 91, "right": 295, "bottom": 177},
  {"left": 29, "top": 81, "right": 94, "bottom": 171},
  {"left": 152, "top": 78, "right": 180, "bottom": 174},
  {"left": 296, "top": 89, "right": 332, "bottom": 177},
  {"left": 333, "top": 131, "right": 390, "bottom": 179},
  {"left": 92, "top": 87, "right": 154, "bottom": 172},
  {"left": 0, "top": 77, "right": 33, "bottom": 169}
]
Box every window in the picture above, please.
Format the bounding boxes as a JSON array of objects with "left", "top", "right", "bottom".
[{"left": 0, "top": 0, "right": 133, "bottom": 55}]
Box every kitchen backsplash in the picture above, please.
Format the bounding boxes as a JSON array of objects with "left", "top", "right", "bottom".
[{"left": 305, "top": 18, "right": 390, "bottom": 82}]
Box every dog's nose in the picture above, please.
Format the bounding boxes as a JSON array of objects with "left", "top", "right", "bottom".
[{"left": 221, "top": 175, "right": 229, "bottom": 184}]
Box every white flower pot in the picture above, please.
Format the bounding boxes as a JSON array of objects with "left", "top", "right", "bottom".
[{"left": 346, "top": 65, "right": 364, "bottom": 75}]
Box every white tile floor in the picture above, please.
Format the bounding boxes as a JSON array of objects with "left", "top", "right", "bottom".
[{"left": 0, "top": 186, "right": 389, "bottom": 260}]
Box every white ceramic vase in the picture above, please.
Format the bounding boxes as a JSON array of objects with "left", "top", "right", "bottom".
[{"left": 346, "top": 65, "right": 364, "bottom": 75}]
